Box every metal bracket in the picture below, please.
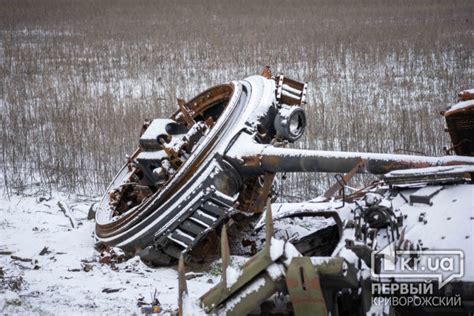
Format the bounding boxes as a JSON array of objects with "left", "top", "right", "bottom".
[{"left": 286, "top": 257, "right": 327, "bottom": 316}]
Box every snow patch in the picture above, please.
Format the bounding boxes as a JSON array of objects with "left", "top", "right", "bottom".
[
  {"left": 446, "top": 99, "right": 474, "bottom": 114},
  {"left": 225, "top": 266, "right": 241, "bottom": 288},
  {"left": 223, "top": 277, "right": 266, "bottom": 312},
  {"left": 283, "top": 242, "right": 302, "bottom": 266},
  {"left": 182, "top": 294, "right": 207, "bottom": 316},
  {"left": 266, "top": 263, "right": 285, "bottom": 280},
  {"left": 269, "top": 238, "right": 285, "bottom": 260},
  {"left": 0, "top": 190, "right": 215, "bottom": 314}
]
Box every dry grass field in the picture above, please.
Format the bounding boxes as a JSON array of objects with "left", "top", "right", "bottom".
[{"left": 1, "top": 0, "right": 473, "bottom": 197}]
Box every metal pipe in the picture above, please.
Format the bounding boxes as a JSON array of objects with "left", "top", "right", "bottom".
[{"left": 227, "top": 142, "right": 474, "bottom": 174}]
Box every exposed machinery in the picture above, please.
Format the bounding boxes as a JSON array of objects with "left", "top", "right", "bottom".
[{"left": 95, "top": 68, "right": 474, "bottom": 314}]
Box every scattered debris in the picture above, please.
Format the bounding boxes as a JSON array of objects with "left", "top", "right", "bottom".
[
  {"left": 1, "top": 275, "right": 24, "bottom": 291},
  {"left": 185, "top": 272, "right": 204, "bottom": 280},
  {"left": 97, "top": 245, "right": 128, "bottom": 264},
  {"left": 81, "top": 263, "right": 93, "bottom": 272},
  {"left": 101, "top": 288, "right": 125, "bottom": 294},
  {"left": 10, "top": 256, "right": 32, "bottom": 263},
  {"left": 140, "top": 305, "right": 161, "bottom": 314},
  {"left": 36, "top": 196, "right": 51, "bottom": 203},
  {"left": 1, "top": 190, "right": 188, "bottom": 314},
  {"left": 39, "top": 247, "right": 51, "bottom": 256},
  {"left": 57, "top": 201, "right": 76, "bottom": 228},
  {"left": 139, "top": 289, "right": 162, "bottom": 314},
  {"left": 87, "top": 203, "right": 96, "bottom": 220}
]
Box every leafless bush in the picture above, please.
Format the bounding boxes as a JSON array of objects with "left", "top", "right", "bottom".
[{"left": 0, "top": 0, "right": 472, "bottom": 197}]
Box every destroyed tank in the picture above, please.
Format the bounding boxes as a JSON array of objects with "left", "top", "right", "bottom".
[
  {"left": 95, "top": 68, "right": 473, "bottom": 264},
  {"left": 95, "top": 69, "right": 474, "bottom": 314}
]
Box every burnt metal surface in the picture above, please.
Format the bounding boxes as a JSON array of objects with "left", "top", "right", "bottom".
[
  {"left": 94, "top": 70, "right": 474, "bottom": 315},
  {"left": 95, "top": 69, "right": 474, "bottom": 267}
]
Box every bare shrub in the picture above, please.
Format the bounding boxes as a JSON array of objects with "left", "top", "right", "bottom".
[{"left": 0, "top": 0, "right": 472, "bottom": 197}]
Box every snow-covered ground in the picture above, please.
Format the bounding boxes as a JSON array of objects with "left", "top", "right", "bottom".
[
  {"left": 2, "top": 179, "right": 473, "bottom": 314},
  {"left": 0, "top": 189, "right": 218, "bottom": 314}
]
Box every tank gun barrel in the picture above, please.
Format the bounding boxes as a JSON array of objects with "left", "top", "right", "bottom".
[{"left": 226, "top": 136, "right": 474, "bottom": 174}]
